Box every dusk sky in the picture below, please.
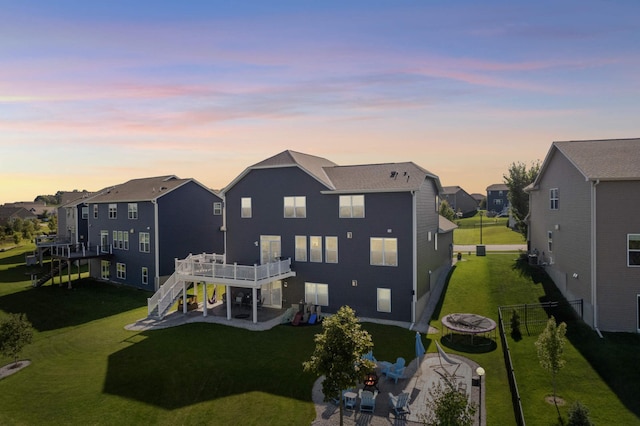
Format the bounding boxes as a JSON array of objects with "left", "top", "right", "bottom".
[{"left": 1, "top": 1, "right": 639, "bottom": 204}]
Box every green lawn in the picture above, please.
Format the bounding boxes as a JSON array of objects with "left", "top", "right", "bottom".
[
  {"left": 2, "top": 244, "right": 638, "bottom": 425},
  {"left": 453, "top": 212, "right": 525, "bottom": 245},
  {"left": 436, "top": 254, "right": 640, "bottom": 425}
]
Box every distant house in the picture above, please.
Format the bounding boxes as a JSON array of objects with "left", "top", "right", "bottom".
[
  {"left": 57, "top": 191, "right": 97, "bottom": 245},
  {"left": 84, "top": 175, "right": 224, "bottom": 290},
  {"left": 527, "top": 138, "right": 640, "bottom": 333},
  {"left": 470, "top": 193, "right": 485, "bottom": 206},
  {"left": 221, "top": 150, "right": 452, "bottom": 324},
  {"left": 486, "top": 184, "right": 509, "bottom": 215},
  {"left": 4, "top": 201, "right": 54, "bottom": 219},
  {"left": 441, "top": 186, "right": 478, "bottom": 218},
  {"left": 0, "top": 206, "right": 37, "bottom": 227}
]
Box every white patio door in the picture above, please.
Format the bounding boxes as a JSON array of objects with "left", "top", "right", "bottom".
[
  {"left": 261, "top": 280, "right": 282, "bottom": 309},
  {"left": 260, "top": 235, "right": 281, "bottom": 264}
]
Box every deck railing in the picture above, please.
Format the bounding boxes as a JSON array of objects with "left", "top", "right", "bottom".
[{"left": 175, "top": 254, "right": 293, "bottom": 283}]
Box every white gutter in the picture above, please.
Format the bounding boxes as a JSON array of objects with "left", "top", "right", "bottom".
[
  {"left": 590, "top": 179, "right": 599, "bottom": 332},
  {"left": 152, "top": 199, "right": 160, "bottom": 291},
  {"left": 411, "top": 191, "right": 417, "bottom": 326}
]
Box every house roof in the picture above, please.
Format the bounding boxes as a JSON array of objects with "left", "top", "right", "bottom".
[
  {"left": 552, "top": 138, "right": 640, "bottom": 181},
  {"left": 0, "top": 206, "right": 36, "bottom": 224},
  {"left": 438, "top": 215, "right": 458, "bottom": 233},
  {"left": 442, "top": 186, "right": 462, "bottom": 194},
  {"left": 224, "top": 150, "right": 443, "bottom": 194},
  {"left": 486, "top": 183, "right": 508, "bottom": 191},
  {"left": 89, "top": 175, "right": 217, "bottom": 203}
]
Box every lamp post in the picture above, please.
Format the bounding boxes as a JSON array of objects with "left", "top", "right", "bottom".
[{"left": 476, "top": 366, "right": 485, "bottom": 425}]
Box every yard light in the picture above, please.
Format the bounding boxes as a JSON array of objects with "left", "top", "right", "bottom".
[{"left": 476, "top": 366, "right": 485, "bottom": 425}]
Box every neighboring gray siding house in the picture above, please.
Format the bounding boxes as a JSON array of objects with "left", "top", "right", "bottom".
[
  {"left": 441, "top": 186, "right": 478, "bottom": 218},
  {"left": 86, "top": 175, "right": 224, "bottom": 290},
  {"left": 222, "top": 150, "right": 451, "bottom": 324},
  {"left": 486, "top": 183, "right": 509, "bottom": 215},
  {"left": 57, "top": 191, "right": 96, "bottom": 245},
  {"left": 527, "top": 138, "right": 640, "bottom": 333}
]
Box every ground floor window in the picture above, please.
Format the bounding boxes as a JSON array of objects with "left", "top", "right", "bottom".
[
  {"left": 377, "top": 288, "right": 391, "bottom": 313},
  {"left": 117, "top": 263, "right": 126, "bottom": 280},
  {"left": 101, "top": 260, "right": 110, "bottom": 279},
  {"left": 142, "top": 267, "right": 148, "bottom": 285},
  {"left": 305, "top": 282, "right": 329, "bottom": 306}
]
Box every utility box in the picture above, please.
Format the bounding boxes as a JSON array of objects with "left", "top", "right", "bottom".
[{"left": 476, "top": 245, "right": 486, "bottom": 256}]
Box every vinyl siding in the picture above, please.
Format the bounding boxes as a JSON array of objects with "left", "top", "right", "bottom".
[{"left": 595, "top": 181, "right": 640, "bottom": 332}]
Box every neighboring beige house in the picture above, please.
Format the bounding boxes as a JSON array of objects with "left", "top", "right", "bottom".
[{"left": 527, "top": 138, "right": 640, "bottom": 333}]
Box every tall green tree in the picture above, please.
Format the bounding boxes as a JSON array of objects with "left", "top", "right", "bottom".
[
  {"left": 303, "top": 306, "right": 374, "bottom": 426},
  {"left": 503, "top": 160, "right": 540, "bottom": 237},
  {"left": 439, "top": 200, "right": 456, "bottom": 222},
  {"left": 535, "top": 316, "right": 567, "bottom": 406},
  {"left": 422, "top": 380, "right": 477, "bottom": 426},
  {"left": 0, "top": 313, "right": 34, "bottom": 367}
]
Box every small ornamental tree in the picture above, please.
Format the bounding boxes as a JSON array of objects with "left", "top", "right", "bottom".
[
  {"left": 422, "top": 380, "right": 477, "bottom": 426},
  {"left": 0, "top": 313, "right": 34, "bottom": 368},
  {"left": 439, "top": 200, "right": 456, "bottom": 222},
  {"left": 535, "top": 316, "right": 567, "bottom": 405},
  {"left": 303, "top": 306, "right": 374, "bottom": 426}
]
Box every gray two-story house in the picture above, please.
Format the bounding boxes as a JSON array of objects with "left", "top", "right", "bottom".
[
  {"left": 86, "top": 175, "right": 224, "bottom": 290},
  {"left": 527, "top": 138, "right": 640, "bottom": 333},
  {"left": 221, "top": 150, "right": 452, "bottom": 324},
  {"left": 442, "top": 186, "right": 479, "bottom": 218}
]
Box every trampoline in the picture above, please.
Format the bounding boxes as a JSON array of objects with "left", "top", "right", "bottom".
[{"left": 441, "top": 313, "right": 497, "bottom": 345}]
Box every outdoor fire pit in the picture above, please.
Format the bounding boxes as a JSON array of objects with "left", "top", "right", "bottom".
[{"left": 363, "top": 372, "right": 379, "bottom": 392}]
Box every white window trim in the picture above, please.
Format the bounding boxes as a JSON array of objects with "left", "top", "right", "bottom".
[
  {"left": 627, "top": 234, "right": 640, "bottom": 267},
  {"left": 241, "top": 197, "right": 252, "bottom": 218},
  {"left": 550, "top": 188, "right": 559, "bottom": 210},
  {"left": 305, "top": 282, "right": 329, "bottom": 306},
  {"left": 295, "top": 235, "right": 307, "bottom": 262},
  {"left": 284, "top": 196, "right": 306, "bottom": 218},
  {"left": 339, "top": 195, "right": 365, "bottom": 218},
  {"left": 310, "top": 236, "right": 322, "bottom": 263},
  {"left": 108, "top": 203, "right": 117, "bottom": 219},
  {"left": 213, "top": 202, "right": 222, "bottom": 216},
  {"left": 128, "top": 203, "right": 138, "bottom": 219},
  {"left": 377, "top": 288, "right": 392, "bottom": 313},
  {"left": 142, "top": 267, "right": 149, "bottom": 285},
  {"left": 325, "top": 236, "right": 338, "bottom": 264},
  {"left": 370, "top": 237, "right": 398, "bottom": 266}
]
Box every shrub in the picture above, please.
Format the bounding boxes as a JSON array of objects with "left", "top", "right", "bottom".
[{"left": 567, "top": 401, "right": 593, "bottom": 426}]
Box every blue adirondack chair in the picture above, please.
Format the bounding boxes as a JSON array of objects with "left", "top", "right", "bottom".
[
  {"left": 388, "top": 391, "right": 410, "bottom": 416},
  {"left": 383, "top": 357, "right": 406, "bottom": 383}
]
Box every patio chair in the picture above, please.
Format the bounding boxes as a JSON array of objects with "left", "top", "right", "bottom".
[
  {"left": 388, "top": 391, "right": 410, "bottom": 416},
  {"left": 433, "top": 341, "right": 462, "bottom": 380},
  {"left": 358, "top": 389, "right": 377, "bottom": 413},
  {"left": 362, "top": 350, "right": 377, "bottom": 363},
  {"left": 382, "top": 357, "right": 406, "bottom": 383}
]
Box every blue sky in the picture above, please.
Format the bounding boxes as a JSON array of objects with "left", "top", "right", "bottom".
[{"left": 1, "top": 0, "right": 639, "bottom": 203}]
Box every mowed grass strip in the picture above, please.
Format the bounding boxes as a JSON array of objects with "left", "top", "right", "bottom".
[
  {"left": 436, "top": 254, "right": 640, "bottom": 425},
  {"left": 453, "top": 213, "right": 525, "bottom": 245}
]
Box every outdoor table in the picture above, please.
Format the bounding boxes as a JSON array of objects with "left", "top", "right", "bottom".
[
  {"left": 441, "top": 313, "right": 497, "bottom": 345},
  {"left": 343, "top": 391, "right": 357, "bottom": 409}
]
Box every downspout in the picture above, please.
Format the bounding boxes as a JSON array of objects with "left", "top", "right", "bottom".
[
  {"left": 152, "top": 199, "right": 160, "bottom": 291},
  {"left": 411, "top": 191, "right": 417, "bottom": 329},
  {"left": 590, "top": 179, "right": 602, "bottom": 337}
]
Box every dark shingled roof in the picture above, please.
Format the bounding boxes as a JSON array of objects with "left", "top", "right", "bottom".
[
  {"left": 229, "top": 150, "right": 442, "bottom": 194},
  {"left": 89, "top": 175, "right": 192, "bottom": 203},
  {"left": 553, "top": 138, "right": 640, "bottom": 180}
]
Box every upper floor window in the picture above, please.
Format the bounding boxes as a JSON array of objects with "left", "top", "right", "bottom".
[
  {"left": 213, "top": 202, "right": 222, "bottom": 216},
  {"left": 128, "top": 203, "right": 138, "bottom": 219},
  {"left": 139, "top": 232, "right": 150, "bottom": 253},
  {"left": 370, "top": 237, "right": 398, "bottom": 266},
  {"left": 93, "top": 204, "right": 98, "bottom": 219},
  {"left": 108, "top": 204, "right": 117, "bottom": 219},
  {"left": 241, "top": 197, "right": 252, "bottom": 218},
  {"left": 325, "top": 236, "right": 338, "bottom": 263},
  {"left": 339, "top": 195, "right": 364, "bottom": 218},
  {"left": 310, "top": 236, "right": 322, "bottom": 262},
  {"left": 628, "top": 234, "right": 640, "bottom": 267},
  {"left": 550, "top": 188, "right": 559, "bottom": 210},
  {"left": 284, "top": 196, "right": 306, "bottom": 218},
  {"left": 494, "top": 199, "right": 503, "bottom": 206},
  {"left": 81, "top": 207, "right": 89, "bottom": 219},
  {"left": 295, "top": 235, "right": 307, "bottom": 262}
]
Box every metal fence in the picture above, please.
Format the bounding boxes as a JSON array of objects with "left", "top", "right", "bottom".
[{"left": 497, "top": 299, "right": 583, "bottom": 426}]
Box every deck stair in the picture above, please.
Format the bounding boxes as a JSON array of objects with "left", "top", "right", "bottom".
[
  {"left": 33, "top": 264, "right": 63, "bottom": 287},
  {"left": 147, "top": 272, "right": 187, "bottom": 319}
]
